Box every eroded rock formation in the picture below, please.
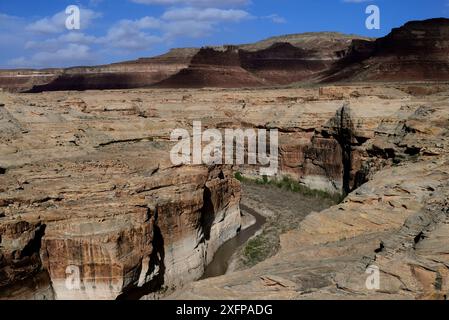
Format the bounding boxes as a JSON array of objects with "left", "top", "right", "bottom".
[
  {"left": 0, "top": 90, "right": 241, "bottom": 299},
  {"left": 171, "top": 85, "right": 449, "bottom": 300},
  {"left": 1, "top": 82, "right": 449, "bottom": 300}
]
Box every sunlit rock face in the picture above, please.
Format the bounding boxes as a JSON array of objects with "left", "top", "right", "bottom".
[
  {"left": 171, "top": 86, "right": 449, "bottom": 301},
  {"left": 2, "top": 80, "right": 449, "bottom": 300},
  {"left": 38, "top": 166, "right": 241, "bottom": 300},
  {"left": 0, "top": 158, "right": 241, "bottom": 300},
  {"left": 0, "top": 89, "right": 241, "bottom": 300}
]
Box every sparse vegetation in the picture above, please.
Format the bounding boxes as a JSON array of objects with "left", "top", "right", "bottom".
[
  {"left": 234, "top": 171, "right": 245, "bottom": 182},
  {"left": 243, "top": 235, "right": 269, "bottom": 266},
  {"left": 235, "top": 172, "right": 344, "bottom": 202},
  {"left": 233, "top": 177, "right": 341, "bottom": 269}
]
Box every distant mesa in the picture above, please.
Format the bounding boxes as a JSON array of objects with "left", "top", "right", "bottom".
[
  {"left": 0, "top": 18, "right": 448, "bottom": 92},
  {"left": 321, "top": 18, "right": 449, "bottom": 82}
]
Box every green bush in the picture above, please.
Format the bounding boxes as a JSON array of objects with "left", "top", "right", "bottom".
[
  {"left": 235, "top": 173, "right": 344, "bottom": 203},
  {"left": 234, "top": 171, "right": 244, "bottom": 182},
  {"left": 243, "top": 235, "right": 271, "bottom": 266}
]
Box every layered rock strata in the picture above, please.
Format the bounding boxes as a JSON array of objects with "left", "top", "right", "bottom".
[
  {"left": 1, "top": 84, "right": 448, "bottom": 300},
  {"left": 172, "top": 85, "right": 449, "bottom": 300},
  {"left": 0, "top": 32, "right": 369, "bottom": 92},
  {"left": 0, "top": 90, "right": 241, "bottom": 299}
]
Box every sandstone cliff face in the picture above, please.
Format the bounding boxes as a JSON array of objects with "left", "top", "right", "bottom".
[
  {"left": 171, "top": 85, "right": 449, "bottom": 300},
  {"left": 1, "top": 84, "right": 448, "bottom": 300},
  {"left": 239, "top": 43, "right": 332, "bottom": 85},
  {"left": 0, "top": 71, "right": 60, "bottom": 93},
  {"left": 227, "top": 86, "right": 409, "bottom": 195},
  {"left": 0, "top": 90, "right": 241, "bottom": 299}
]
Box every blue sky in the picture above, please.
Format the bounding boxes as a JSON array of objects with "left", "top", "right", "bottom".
[{"left": 0, "top": 0, "right": 447, "bottom": 69}]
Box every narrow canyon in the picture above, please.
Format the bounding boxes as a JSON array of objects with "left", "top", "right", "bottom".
[
  {"left": 1, "top": 18, "right": 449, "bottom": 300},
  {"left": 1, "top": 82, "right": 448, "bottom": 299}
]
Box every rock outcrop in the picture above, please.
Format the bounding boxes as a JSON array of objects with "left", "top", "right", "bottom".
[
  {"left": 1, "top": 82, "right": 449, "bottom": 300},
  {"left": 0, "top": 90, "right": 241, "bottom": 299},
  {"left": 155, "top": 46, "right": 268, "bottom": 88},
  {"left": 171, "top": 85, "right": 449, "bottom": 300}
]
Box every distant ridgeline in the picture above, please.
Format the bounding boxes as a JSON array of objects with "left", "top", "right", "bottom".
[{"left": 0, "top": 18, "right": 448, "bottom": 93}]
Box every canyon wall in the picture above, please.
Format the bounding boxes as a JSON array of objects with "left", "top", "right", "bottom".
[
  {"left": 172, "top": 85, "right": 449, "bottom": 300},
  {"left": 0, "top": 85, "right": 379, "bottom": 299},
  {"left": 0, "top": 90, "right": 241, "bottom": 299},
  {"left": 1, "top": 84, "right": 448, "bottom": 300},
  {"left": 228, "top": 86, "right": 408, "bottom": 194}
]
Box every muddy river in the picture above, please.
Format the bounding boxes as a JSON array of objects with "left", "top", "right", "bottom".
[{"left": 200, "top": 205, "right": 266, "bottom": 279}]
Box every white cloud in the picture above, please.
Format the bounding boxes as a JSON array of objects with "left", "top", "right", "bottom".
[
  {"left": 0, "top": 10, "right": 100, "bottom": 68},
  {"left": 10, "top": 4, "right": 251, "bottom": 49},
  {"left": 25, "top": 16, "right": 163, "bottom": 54},
  {"left": 25, "top": 32, "right": 97, "bottom": 50},
  {"left": 2, "top": 1, "right": 283, "bottom": 68},
  {"left": 162, "top": 7, "right": 250, "bottom": 21},
  {"left": 263, "top": 14, "right": 286, "bottom": 24},
  {"left": 99, "top": 18, "right": 163, "bottom": 51},
  {"left": 158, "top": 7, "right": 250, "bottom": 38},
  {"left": 0, "top": 13, "right": 24, "bottom": 29},
  {"left": 0, "top": 13, "right": 32, "bottom": 66},
  {"left": 130, "top": 0, "right": 250, "bottom": 8},
  {"left": 9, "top": 44, "right": 97, "bottom": 68},
  {"left": 117, "top": 16, "right": 162, "bottom": 30}
]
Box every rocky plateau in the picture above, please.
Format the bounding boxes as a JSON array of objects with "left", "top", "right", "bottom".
[{"left": 1, "top": 18, "right": 449, "bottom": 301}]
